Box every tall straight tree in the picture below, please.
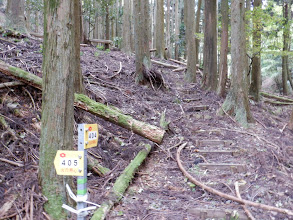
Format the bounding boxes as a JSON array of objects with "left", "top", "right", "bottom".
[
  {"left": 217, "top": 0, "right": 229, "bottom": 97},
  {"left": 122, "top": 0, "right": 132, "bottom": 55},
  {"left": 249, "top": 0, "right": 262, "bottom": 101},
  {"left": 174, "top": 0, "right": 180, "bottom": 60},
  {"left": 5, "top": 0, "right": 27, "bottom": 33},
  {"left": 184, "top": 0, "right": 197, "bottom": 82},
  {"left": 155, "top": 0, "right": 165, "bottom": 59},
  {"left": 166, "top": 0, "right": 171, "bottom": 58},
  {"left": 39, "top": 0, "right": 80, "bottom": 218},
  {"left": 202, "top": 0, "right": 218, "bottom": 91},
  {"left": 105, "top": 1, "right": 110, "bottom": 50},
  {"left": 133, "top": 0, "right": 151, "bottom": 84},
  {"left": 195, "top": 0, "right": 202, "bottom": 66},
  {"left": 221, "top": 0, "right": 253, "bottom": 127},
  {"left": 282, "top": 0, "right": 291, "bottom": 95}
]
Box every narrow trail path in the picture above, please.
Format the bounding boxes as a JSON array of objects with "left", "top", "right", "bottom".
[{"left": 0, "top": 37, "right": 292, "bottom": 219}]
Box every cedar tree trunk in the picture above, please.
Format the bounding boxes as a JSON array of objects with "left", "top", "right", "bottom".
[
  {"left": 202, "top": 0, "right": 218, "bottom": 91},
  {"left": 39, "top": 1, "right": 79, "bottom": 219},
  {"left": 133, "top": 0, "right": 151, "bottom": 84},
  {"left": 217, "top": 0, "right": 229, "bottom": 97},
  {"left": 249, "top": 0, "right": 262, "bottom": 101},
  {"left": 221, "top": 0, "right": 254, "bottom": 127}
]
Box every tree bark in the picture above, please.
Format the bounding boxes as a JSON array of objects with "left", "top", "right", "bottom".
[
  {"left": 0, "top": 61, "right": 165, "bottom": 144},
  {"left": 195, "top": 0, "right": 202, "bottom": 66},
  {"left": 217, "top": 0, "right": 229, "bottom": 97},
  {"left": 105, "top": 2, "right": 110, "bottom": 50},
  {"left": 39, "top": 0, "right": 79, "bottom": 219},
  {"left": 155, "top": 0, "right": 165, "bottom": 59},
  {"left": 174, "top": 0, "right": 180, "bottom": 60},
  {"left": 122, "top": 0, "right": 132, "bottom": 55},
  {"left": 282, "top": 0, "right": 291, "bottom": 95},
  {"left": 74, "top": 0, "right": 85, "bottom": 94},
  {"left": 202, "top": 0, "right": 218, "bottom": 91},
  {"left": 91, "top": 144, "right": 152, "bottom": 220},
  {"left": 133, "top": 0, "right": 151, "bottom": 84},
  {"left": 249, "top": 0, "right": 262, "bottom": 101},
  {"left": 5, "top": 0, "right": 27, "bottom": 34},
  {"left": 184, "top": 0, "right": 197, "bottom": 83},
  {"left": 221, "top": 0, "right": 253, "bottom": 127},
  {"left": 165, "top": 0, "right": 171, "bottom": 59}
]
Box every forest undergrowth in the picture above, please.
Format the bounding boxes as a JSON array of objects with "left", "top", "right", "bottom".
[{"left": 0, "top": 36, "right": 292, "bottom": 220}]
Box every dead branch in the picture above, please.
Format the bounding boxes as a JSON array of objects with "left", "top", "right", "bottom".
[
  {"left": 89, "top": 38, "right": 113, "bottom": 44},
  {"left": 0, "top": 81, "right": 24, "bottom": 89},
  {"left": 176, "top": 143, "right": 293, "bottom": 216},
  {"left": 0, "top": 158, "right": 24, "bottom": 167},
  {"left": 30, "top": 185, "right": 35, "bottom": 220},
  {"left": 0, "top": 195, "right": 17, "bottom": 218},
  {"left": 0, "top": 61, "right": 165, "bottom": 144},
  {"left": 264, "top": 99, "right": 293, "bottom": 105},
  {"left": 235, "top": 181, "right": 256, "bottom": 220},
  {"left": 260, "top": 91, "right": 293, "bottom": 103},
  {"left": 91, "top": 144, "right": 152, "bottom": 220},
  {"left": 172, "top": 66, "right": 187, "bottom": 72},
  {"left": 151, "top": 59, "right": 179, "bottom": 69},
  {"left": 169, "top": 58, "right": 187, "bottom": 66}
]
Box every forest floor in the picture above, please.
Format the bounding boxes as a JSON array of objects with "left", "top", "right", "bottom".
[{"left": 0, "top": 35, "right": 292, "bottom": 220}]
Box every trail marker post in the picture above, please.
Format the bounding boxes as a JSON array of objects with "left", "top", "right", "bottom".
[{"left": 54, "top": 124, "right": 99, "bottom": 219}]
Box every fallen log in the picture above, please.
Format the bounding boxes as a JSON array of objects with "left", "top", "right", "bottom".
[
  {"left": 151, "top": 59, "right": 179, "bottom": 69},
  {"left": 91, "top": 144, "right": 151, "bottom": 220},
  {"left": 169, "top": 58, "right": 187, "bottom": 66},
  {"left": 29, "top": 32, "right": 43, "bottom": 38},
  {"left": 89, "top": 38, "right": 113, "bottom": 44},
  {"left": 0, "top": 61, "right": 42, "bottom": 89},
  {"left": 172, "top": 66, "right": 187, "bottom": 72},
  {"left": 0, "top": 81, "right": 24, "bottom": 89},
  {"left": 75, "top": 94, "right": 165, "bottom": 144},
  {"left": 263, "top": 99, "right": 293, "bottom": 106},
  {"left": 88, "top": 155, "right": 110, "bottom": 176},
  {"left": 0, "top": 61, "right": 165, "bottom": 144},
  {"left": 260, "top": 91, "right": 293, "bottom": 103},
  {"left": 176, "top": 143, "right": 293, "bottom": 216}
]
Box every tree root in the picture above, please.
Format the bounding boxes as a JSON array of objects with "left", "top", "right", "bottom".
[{"left": 176, "top": 143, "right": 293, "bottom": 216}]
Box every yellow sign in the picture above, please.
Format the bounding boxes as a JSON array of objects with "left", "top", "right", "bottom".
[
  {"left": 84, "top": 124, "right": 98, "bottom": 149},
  {"left": 54, "top": 150, "right": 84, "bottom": 176}
]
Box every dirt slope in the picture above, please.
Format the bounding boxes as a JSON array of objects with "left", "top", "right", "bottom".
[{"left": 0, "top": 36, "right": 292, "bottom": 220}]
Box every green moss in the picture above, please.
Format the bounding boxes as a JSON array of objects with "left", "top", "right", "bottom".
[
  {"left": 91, "top": 144, "right": 151, "bottom": 220},
  {"left": 8, "top": 66, "right": 42, "bottom": 87},
  {"left": 42, "top": 183, "right": 67, "bottom": 220},
  {"left": 0, "top": 116, "right": 8, "bottom": 128}
]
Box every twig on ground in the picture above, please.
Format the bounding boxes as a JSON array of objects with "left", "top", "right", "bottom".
[
  {"left": 105, "top": 62, "right": 123, "bottom": 79},
  {"left": 42, "top": 212, "right": 52, "bottom": 220},
  {"left": 0, "top": 158, "right": 24, "bottom": 167},
  {"left": 280, "top": 123, "right": 287, "bottom": 133},
  {"left": 235, "top": 181, "right": 256, "bottom": 220},
  {"left": 30, "top": 185, "right": 35, "bottom": 220},
  {"left": 23, "top": 88, "right": 36, "bottom": 110},
  {"left": 218, "top": 102, "right": 238, "bottom": 125},
  {"left": 0, "top": 81, "right": 24, "bottom": 89},
  {"left": 176, "top": 143, "right": 293, "bottom": 216},
  {"left": 254, "top": 118, "right": 267, "bottom": 129}
]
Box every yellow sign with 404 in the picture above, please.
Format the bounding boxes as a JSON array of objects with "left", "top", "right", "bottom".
[{"left": 84, "top": 124, "right": 98, "bottom": 149}]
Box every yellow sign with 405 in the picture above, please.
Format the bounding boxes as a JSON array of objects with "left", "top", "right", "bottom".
[{"left": 54, "top": 150, "right": 84, "bottom": 176}]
